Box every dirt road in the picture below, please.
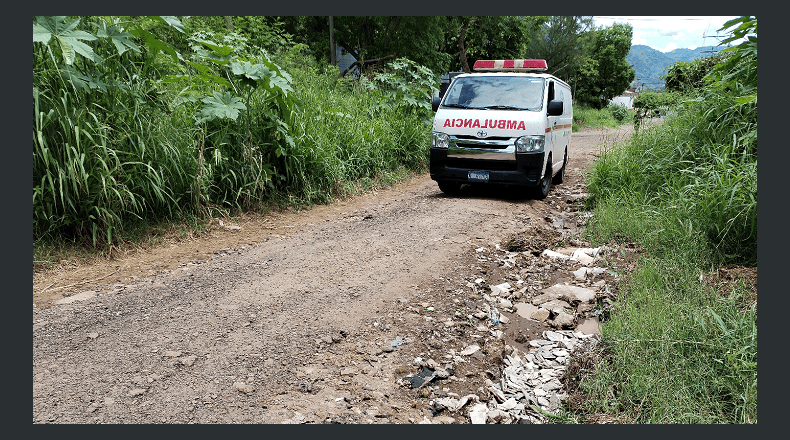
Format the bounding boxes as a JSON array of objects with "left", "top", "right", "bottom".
[{"left": 33, "top": 124, "right": 639, "bottom": 424}]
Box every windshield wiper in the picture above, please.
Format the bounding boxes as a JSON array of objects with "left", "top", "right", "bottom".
[
  {"left": 441, "top": 103, "right": 483, "bottom": 110},
  {"left": 483, "top": 105, "right": 526, "bottom": 110}
]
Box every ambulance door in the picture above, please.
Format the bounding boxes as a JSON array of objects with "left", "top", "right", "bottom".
[{"left": 545, "top": 81, "right": 560, "bottom": 174}]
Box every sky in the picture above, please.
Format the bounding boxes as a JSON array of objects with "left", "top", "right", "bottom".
[{"left": 592, "top": 16, "right": 743, "bottom": 53}]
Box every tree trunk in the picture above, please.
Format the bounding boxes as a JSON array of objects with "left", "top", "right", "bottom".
[
  {"left": 224, "top": 16, "right": 234, "bottom": 31},
  {"left": 458, "top": 17, "right": 475, "bottom": 73}
]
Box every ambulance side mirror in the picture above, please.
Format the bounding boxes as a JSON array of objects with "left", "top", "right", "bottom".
[
  {"left": 432, "top": 96, "right": 442, "bottom": 112},
  {"left": 547, "top": 100, "right": 563, "bottom": 116}
]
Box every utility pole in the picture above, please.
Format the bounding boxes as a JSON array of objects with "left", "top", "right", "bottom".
[{"left": 329, "top": 16, "right": 336, "bottom": 67}]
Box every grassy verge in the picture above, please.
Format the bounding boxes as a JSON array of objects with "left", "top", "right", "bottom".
[
  {"left": 572, "top": 104, "right": 634, "bottom": 131},
  {"left": 563, "top": 92, "right": 757, "bottom": 423}
]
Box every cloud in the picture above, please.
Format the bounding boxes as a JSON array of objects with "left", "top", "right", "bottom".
[{"left": 659, "top": 42, "right": 678, "bottom": 53}]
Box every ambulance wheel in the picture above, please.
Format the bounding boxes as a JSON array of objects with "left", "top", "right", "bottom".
[
  {"left": 437, "top": 180, "right": 462, "bottom": 194},
  {"left": 553, "top": 149, "right": 567, "bottom": 185},
  {"left": 534, "top": 159, "right": 552, "bottom": 199}
]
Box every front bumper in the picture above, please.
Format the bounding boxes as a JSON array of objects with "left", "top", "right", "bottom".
[{"left": 429, "top": 147, "right": 545, "bottom": 187}]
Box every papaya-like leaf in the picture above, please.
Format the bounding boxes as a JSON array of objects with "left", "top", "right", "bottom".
[
  {"left": 149, "top": 16, "right": 185, "bottom": 33},
  {"left": 33, "top": 16, "right": 101, "bottom": 65},
  {"left": 95, "top": 20, "right": 140, "bottom": 56},
  {"left": 199, "top": 91, "right": 246, "bottom": 122}
]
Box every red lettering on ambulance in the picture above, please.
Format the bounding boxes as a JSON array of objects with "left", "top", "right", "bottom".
[
  {"left": 517, "top": 121, "right": 526, "bottom": 130},
  {"left": 497, "top": 120, "right": 506, "bottom": 129},
  {"left": 463, "top": 119, "right": 473, "bottom": 128},
  {"left": 443, "top": 119, "right": 451, "bottom": 127},
  {"left": 507, "top": 120, "right": 516, "bottom": 129},
  {"left": 472, "top": 119, "right": 480, "bottom": 128},
  {"left": 455, "top": 119, "right": 463, "bottom": 127}
]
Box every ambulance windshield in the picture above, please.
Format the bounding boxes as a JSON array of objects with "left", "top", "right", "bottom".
[{"left": 442, "top": 76, "right": 545, "bottom": 111}]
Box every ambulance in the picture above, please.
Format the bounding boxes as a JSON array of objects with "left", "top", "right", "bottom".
[{"left": 430, "top": 59, "right": 572, "bottom": 198}]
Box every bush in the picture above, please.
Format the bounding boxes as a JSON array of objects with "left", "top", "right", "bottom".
[{"left": 607, "top": 103, "right": 629, "bottom": 122}]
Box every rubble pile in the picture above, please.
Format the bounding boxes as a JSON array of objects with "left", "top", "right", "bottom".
[{"left": 396, "top": 218, "right": 630, "bottom": 423}]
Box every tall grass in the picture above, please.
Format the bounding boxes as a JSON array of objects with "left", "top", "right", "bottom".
[
  {"left": 573, "top": 104, "right": 634, "bottom": 131},
  {"left": 587, "top": 94, "right": 756, "bottom": 265},
  {"left": 33, "top": 17, "right": 432, "bottom": 253},
  {"left": 281, "top": 46, "right": 431, "bottom": 205},
  {"left": 574, "top": 80, "right": 757, "bottom": 423}
]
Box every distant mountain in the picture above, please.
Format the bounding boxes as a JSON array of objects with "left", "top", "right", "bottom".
[{"left": 627, "top": 45, "right": 724, "bottom": 91}]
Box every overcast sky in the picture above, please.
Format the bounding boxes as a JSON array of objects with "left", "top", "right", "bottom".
[{"left": 592, "top": 16, "right": 743, "bottom": 52}]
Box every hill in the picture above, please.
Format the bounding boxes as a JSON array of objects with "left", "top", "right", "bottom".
[{"left": 627, "top": 45, "right": 723, "bottom": 91}]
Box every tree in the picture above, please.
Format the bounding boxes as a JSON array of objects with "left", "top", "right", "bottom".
[
  {"left": 663, "top": 53, "right": 728, "bottom": 94},
  {"left": 574, "top": 23, "right": 635, "bottom": 109},
  {"left": 279, "top": 16, "right": 451, "bottom": 75},
  {"left": 524, "top": 16, "right": 594, "bottom": 80}
]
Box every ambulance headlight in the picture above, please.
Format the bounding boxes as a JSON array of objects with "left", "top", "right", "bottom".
[
  {"left": 515, "top": 135, "right": 545, "bottom": 153},
  {"left": 433, "top": 132, "right": 450, "bottom": 149}
]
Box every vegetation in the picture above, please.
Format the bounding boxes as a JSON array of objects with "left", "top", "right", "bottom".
[
  {"left": 627, "top": 45, "right": 723, "bottom": 91},
  {"left": 32, "top": 14, "right": 640, "bottom": 260},
  {"left": 573, "top": 23, "right": 636, "bottom": 109},
  {"left": 33, "top": 16, "right": 434, "bottom": 260},
  {"left": 569, "top": 16, "right": 757, "bottom": 423},
  {"left": 572, "top": 105, "right": 634, "bottom": 131}
]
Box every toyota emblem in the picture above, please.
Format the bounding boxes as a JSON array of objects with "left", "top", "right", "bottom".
[{"left": 476, "top": 130, "right": 488, "bottom": 138}]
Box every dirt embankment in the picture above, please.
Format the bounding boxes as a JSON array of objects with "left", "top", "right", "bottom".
[{"left": 33, "top": 125, "right": 637, "bottom": 424}]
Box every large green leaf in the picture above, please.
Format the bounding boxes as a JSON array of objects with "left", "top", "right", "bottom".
[
  {"left": 33, "top": 16, "right": 101, "bottom": 65},
  {"left": 151, "top": 16, "right": 185, "bottom": 33},
  {"left": 230, "top": 60, "right": 272, "bottom": 82},
  {"left": 95, "top": 19, "right": 140, "bottom": 56},
  {"left": 198, "top": 91, "right": 246, "bottom": 123}
]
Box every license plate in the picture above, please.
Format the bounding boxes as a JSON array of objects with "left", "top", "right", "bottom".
[{"left": 468, "top": 170, "right": 489, "bottom": 182}]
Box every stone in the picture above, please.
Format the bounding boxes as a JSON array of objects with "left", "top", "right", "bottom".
[
  {"left": 163, "top": 350, "right": 182, "bottom": 358},
  {"left": 575, "top": 318, "right": 601, "bottom": 336},
  {"left": 54, "top": 290, "right": 96, "bottom": 305},
  {"left": 541, "top": 284, "right": 597, "bottom": 304},
  {"left": 540, "top": 299, "right": 573, "bottom": 315},
  {"left": 128, "top": 388, "right": 146, "bottom": 397},
  {"left": 531, "top": 291, "right": 561, "bottom": 305},
  {"left": 551, "top": 311, "right": 575, "bottom": 329},
  {"left": 541, "top": 250, "right": 570, "bottom": 260},
  {"left": 498, "top": 398, "right": 518, "bottom": 411},
  {"left": 432, "top": 416, "right": 456, "bottom": 424},
  {"left": 321, "top": 335, "right": 333, "bottom": 344},
  {"left": 233, "top": 382, "right": 255, "bottom": 394},
  {"left": 469, "top": 403, "right": 489, "bottom": 424},
  {"left": 87, "top": 332, "right": 99, "bottom": 339},
  {"left": 180, "top": 355, "right": 197, "bottom": 367},
  {"left": 572, "top": 267, "right": 588, "bottom": 281},
  {"left": 498, "top": 298, "right": 513, "bottom": 309},
  {"left": 460, "top": 345, "right": 481, "bottom": 356},
  {"left": 531, "top": 309, "right": 550, "bottom": 322},
  {"left": 514, "top": 302, "right": 539, "bottom": 319},
  {"left": 490, "top": 283, "right": 511, "bottom": 296}
]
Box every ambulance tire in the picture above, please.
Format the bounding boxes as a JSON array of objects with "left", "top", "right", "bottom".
[
  {"left": 534, "top": 158, "right": 552, "bottom": 199},
  {"left": 552, "top": 149, "right": 567, "bottom": 185},
  {"left": 437, "top": 180, "right": 462, "bottom": 195}
]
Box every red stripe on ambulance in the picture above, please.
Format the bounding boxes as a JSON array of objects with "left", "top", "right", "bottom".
[{"left": 443, "top": 118, "right": 526, "bottom": 130}]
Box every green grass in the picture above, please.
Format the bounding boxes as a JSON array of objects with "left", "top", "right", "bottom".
[
  {"left": 573, "top": 104, "right": 634, "bottom": 131},
  {"left": 563, "top": 91, "right": 757, "bottom": 424},
  {"left": 33, "top": 25, "right": 432, "bottom": 265}
]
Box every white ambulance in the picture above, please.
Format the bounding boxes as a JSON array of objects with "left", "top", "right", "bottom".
[{"left": 430, "top": 59, "right": 572, "bottom": 198}]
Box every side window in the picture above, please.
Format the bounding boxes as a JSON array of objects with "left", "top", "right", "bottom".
[{"left": 548, "top": 81, "right": 555, "bottom": 102}]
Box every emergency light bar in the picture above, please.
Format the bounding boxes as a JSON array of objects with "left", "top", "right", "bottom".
[{"left": 473, "top": 59, "right": 548, "bottom": 72}]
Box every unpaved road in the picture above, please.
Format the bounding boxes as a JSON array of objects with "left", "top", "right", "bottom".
[{"left": 33, "top": 124, "right": 640, "bottom": 424}]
